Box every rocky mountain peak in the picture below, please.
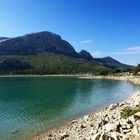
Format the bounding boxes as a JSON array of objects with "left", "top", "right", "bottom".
[
  {"left": 0, "top": 31, "right": 77, "bottom": 56},
  {"left": 78, "top": 50, "right": 94, "bottom": 60}
]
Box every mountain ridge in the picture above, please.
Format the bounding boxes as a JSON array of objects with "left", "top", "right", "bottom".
[
  {"left": 0, "top": 31, "right": 77, "bottom": 56},
  {"left": 94, "top": 56, "right": 133, "bottom": 69},
  {"left": 0, "top": 31, "right": 133, "bottom": 73}
]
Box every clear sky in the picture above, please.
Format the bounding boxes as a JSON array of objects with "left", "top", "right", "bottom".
[{"left": 0, "top": 0, "right": 140, "bottom": 65}]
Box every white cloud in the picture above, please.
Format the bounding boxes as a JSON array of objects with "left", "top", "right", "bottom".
[
  {"left": 125, "top": 46, "right": 140, "bottom": 51},
  {"left": 112, "top": 46, "right": 140, "bottom": 55},
  {"left": 80, "top": 40, "right": 93, "bottom": 44}
]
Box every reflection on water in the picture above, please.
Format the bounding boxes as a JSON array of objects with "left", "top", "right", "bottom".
[{"left": 0, "top": 76, "right": 139, "bottom": 140}]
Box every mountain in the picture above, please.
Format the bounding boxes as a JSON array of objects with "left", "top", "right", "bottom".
[
  {"left": 0, "top": 31, "right": 77, "bottom": 56},
  {"left": 95, "top": 56, "right": 133, "bottom": 69},
  {"left": 78, "top": 50, "right": 94, "bottom": 60},
  {"left": 0, "top": 31, "right": 133, "bottom": 74}
]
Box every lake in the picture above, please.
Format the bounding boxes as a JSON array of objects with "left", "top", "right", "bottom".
[{"left": 0, "top": 76, "right": 139, "bottom": 140}]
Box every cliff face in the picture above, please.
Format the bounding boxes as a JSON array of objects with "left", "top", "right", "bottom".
[{"left": 0, "top": 31, "right": 77, "bottom": 56}]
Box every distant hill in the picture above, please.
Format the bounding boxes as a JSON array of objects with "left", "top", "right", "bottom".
[
  {"left": 95, "top": 56, "right": 133, "bottom": 69},
  {"left": 0, "top": 31, "right": 133, "bottom": 74}
]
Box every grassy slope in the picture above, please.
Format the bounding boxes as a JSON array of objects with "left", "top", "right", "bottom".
[{"left": 0, "top": 53, "right": 113, "bottom": 74}]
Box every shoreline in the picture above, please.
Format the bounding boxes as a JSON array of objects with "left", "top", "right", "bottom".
[
  {"left": 30, "top": 75, "right": 140, "bottom": 140},
  {"left": 0, "top": 74, "right": 85, "bottom": 78},
  {"left": 0, "top": 74, "right": 139, "bottom": 85},
  {"left": 80, "top": 75, "right": 140, "bottom": 85}
]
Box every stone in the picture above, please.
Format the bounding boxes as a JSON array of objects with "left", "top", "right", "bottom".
[
  {"left": 128, "top": 116, "right": 135, "bottom": 124},
  {"left": 98, "top": 119, "right": 108, "bottom": 127},
  {"left": 137, "top": 126, "right": 140, "bottom": 133},
  {"left": 133, "top": 120, "right": 140, "bottom": 127},
  {"left": 122, "top": 129, "right": 130, "bottom": 134},
  {"left": 134, "top": 112, "right": 140, "bottom": 121},
  {"left": 71, "top": 120, "right": 77, "bottom": 124},
  {"left": 126, "top": 124, "right": 133, "bottom": 129},
  {"left": 83, "top": 115, "right": 89, "bottom": 121},
  {"left": 120, "top": 119, "right": 127, "bottom": 126},
  {"left": 133, "top": 102, "right": 140, "bottom": 107},
  {"left": 108, "top": 104, "right": 117, "bottom": 110},
  {"left": 100, "top": 133, "right": 110, "bottom": 140},
  {"left": 104, "top": 123, "right": 117, "bottom": 132},
  {"left": 110, "top": 132, "right": 119, "bottom": 140},
  {"left": 121, "top": 125, "right": 127, "bottom": 129},
  {"left": 92, "top": 133, "right": 101, "bottom": 140},
  {"left": 133, "top": 126, "right": 139, "bottom": 135},
  {"left": 80, "top": 124, "right": 86, "bottom": 129},
  {"left": 119, "top": 103, "right": 124, "bottom": 107},
  {"left": 60, "top": 133, "right": 69, "bottom": 140}
]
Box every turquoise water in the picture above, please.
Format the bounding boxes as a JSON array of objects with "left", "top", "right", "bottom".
[{"left": 0, "top": 76, "right": 139, "bottom": 140}]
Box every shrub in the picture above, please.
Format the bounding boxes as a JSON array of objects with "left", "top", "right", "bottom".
[
  {"left": 132, "top": 64, "right": 140, "bottom": 75},
  {"left": 120, "top": 106, "right": 140, "bottom": 119},
  {"left": 99, "top": 70, "right": 109, "bottom": 75}
]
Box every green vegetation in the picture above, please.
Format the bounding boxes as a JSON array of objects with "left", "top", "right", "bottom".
[
  {"left": 0, "top": 53, "right": 113, "bottom": 75},
  {"left": 120, "top": 106, "right": 140, "bottom": 119}
]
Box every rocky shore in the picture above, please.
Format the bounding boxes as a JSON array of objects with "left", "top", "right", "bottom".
[
  {"left": 35, "top": 76, "right": 140, "bottom": 140},
  {"left": 80, "top": 75, "right": 140, "bottom": 85}
]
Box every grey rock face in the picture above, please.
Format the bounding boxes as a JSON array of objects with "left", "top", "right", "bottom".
[{"left": 0, "top": 31, "right": 77, "bottom": 56}]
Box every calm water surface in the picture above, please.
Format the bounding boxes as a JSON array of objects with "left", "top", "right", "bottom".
[{"left": 0, "top": 76, "right": 139, "bottom": 140}]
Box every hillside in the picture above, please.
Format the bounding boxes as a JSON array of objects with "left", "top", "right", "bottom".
[
  {"left": 0, "top": 53, "right": 112, "bottom": 75},
  {"left": 0, "top": 54, "right": 131, "bottom": 75}
]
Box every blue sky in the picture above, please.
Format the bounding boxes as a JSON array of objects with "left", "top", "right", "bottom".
[{"left": 0, "top": 0, "right": 140, "bottom": 65}]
